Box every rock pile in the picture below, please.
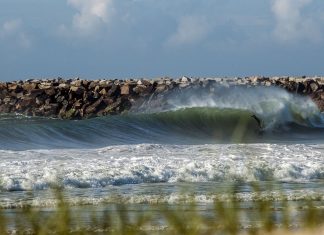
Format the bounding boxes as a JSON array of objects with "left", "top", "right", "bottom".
[{"left": 1, "top": 76, "right": 324, "bottom": 119}]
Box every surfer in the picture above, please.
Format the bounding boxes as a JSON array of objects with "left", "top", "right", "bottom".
[{"left": 251, "top": 114, "right": 264, "bottom": 132}]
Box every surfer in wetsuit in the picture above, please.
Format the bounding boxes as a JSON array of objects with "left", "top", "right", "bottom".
[{"left": 251, "top": 114, "right": 263, "bottom": 133}]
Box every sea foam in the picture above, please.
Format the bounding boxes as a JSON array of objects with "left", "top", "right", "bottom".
[{"left": 0, "top": 144, "right": 323, "bottom": 192}]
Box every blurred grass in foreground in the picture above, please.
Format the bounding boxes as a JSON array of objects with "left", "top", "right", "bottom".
[{"left": 0, "top": 183, "right": 323, "bottom": 235}]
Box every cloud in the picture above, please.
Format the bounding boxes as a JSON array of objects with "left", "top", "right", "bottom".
[
  {"left": 61, "top": 0, "right": 114, "bottom": 36},
  {"left": 271, "top": 0, "right": 322, "bottom": 42},
  {"left": 166, "top": 15, "right": 212, "bottom": 47},
  {"left": 0, "top": 19, "right": 31, "bottom": 48},
  {"left": 1, "top": 19, "right": 22, "bottom": 36}
]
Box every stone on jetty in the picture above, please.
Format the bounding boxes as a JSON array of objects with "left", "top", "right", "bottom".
[{"left": 1, "top": 76, "right": 324, "bottom": 119}]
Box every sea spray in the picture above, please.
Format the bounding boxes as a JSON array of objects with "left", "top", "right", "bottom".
[{"left": 136, "top": 86, "right": 324, "bottom": 129}]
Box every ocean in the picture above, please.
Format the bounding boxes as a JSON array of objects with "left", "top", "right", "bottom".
[{"left": 0, "top": 86, "right": 323, "bottom": 227}]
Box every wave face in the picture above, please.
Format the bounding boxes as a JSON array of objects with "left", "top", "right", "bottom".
[{"left": 0, "top": 86, "right": 324, "bottom": 149}]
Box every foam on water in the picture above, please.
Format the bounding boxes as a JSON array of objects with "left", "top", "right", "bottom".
[
  {"left": 1, "top": 182, "right": 323, "bottom": 209},
  {"left": 0, "top": 144, "right": 323, "bottom": 192}
]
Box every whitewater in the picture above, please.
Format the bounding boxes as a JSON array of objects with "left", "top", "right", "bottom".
[{"left": 0, "top": 86, "right": 323, "bottom": 209}]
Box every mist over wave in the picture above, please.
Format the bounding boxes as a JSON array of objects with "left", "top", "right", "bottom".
[{"left": 136, "top": 85, "right": 324, "bottom": 128}]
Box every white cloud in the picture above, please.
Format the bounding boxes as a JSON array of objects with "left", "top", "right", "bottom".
[
  {"left": 166, "top": 16, "right": 212, "bottom": 46},
  {"left": 271, "top": 0, "right": 322, "bottom": 42},
  {"left": 0, "top": 19, "right": 31, "bottom": 48},
  {"left": 62, "top": 0, "right": 114, "bottom": 36},
  {"left": 1, "top": 19, "right": 22, "bottom": 36}
]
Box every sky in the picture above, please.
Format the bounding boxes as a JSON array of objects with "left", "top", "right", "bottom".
[{"left": 0, "top": 0, "right": 324, "bottom": 81}]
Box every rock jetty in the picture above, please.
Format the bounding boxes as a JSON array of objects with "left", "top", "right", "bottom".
[{"left": 1, "top": 76, "right": 324, "bottom": 119}]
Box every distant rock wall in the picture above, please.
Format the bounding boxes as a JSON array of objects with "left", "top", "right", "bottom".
[{"left": 1, "top": 76, "right": 324, "bottom": 119}]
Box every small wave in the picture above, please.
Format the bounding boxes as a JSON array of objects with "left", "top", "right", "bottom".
[{"left": 1, "top": 188, "right": 324, "bottom": 209}]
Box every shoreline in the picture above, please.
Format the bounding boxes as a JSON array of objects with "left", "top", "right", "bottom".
[{"left": 1, "top": 76, "right": 324, "bottom": 119}]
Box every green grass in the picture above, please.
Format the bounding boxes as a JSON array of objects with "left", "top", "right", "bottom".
[{"left": 0, "top": 184, "right": 323, "bottom": 235}]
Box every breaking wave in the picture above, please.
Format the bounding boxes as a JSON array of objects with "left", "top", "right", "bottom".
[{"left": 0, "top": 86, "right": 324, "bottom": 149}]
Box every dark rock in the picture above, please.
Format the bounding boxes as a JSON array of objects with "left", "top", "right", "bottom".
[
  {"left": 88, "top": 81, "right": 99, "bottom": 89},
  {"left": 73, "top": 99, "right": 83, "bottom": 109},
  {"left": 0, "top": 104, "right": 11, "bottom": 113},
  {"left": 107, "top": 84, "right": 120, "bottom": 97},
  {"left": 296, "top": 82, "right": 306, "bottom": 94},
  {"left": 56, "top": 95, "right": 65, "bottom": 103},
  {"left": 18, "top": 97, "right": 34, "bottom": 107},
  {"left": 133, "top": 85, "right": 153, "bottom": 96},
  {"left": 63, "top": 108, "right": 76, "bottom": 119},
  {"left": 85, "top": 97, "right": 104, "bottom": 114},
  {"left": 44, "top": 88, "right": 56, "bottom": 96},
  {"left": 0, "top": 83, "right": 6, "bottom": 90},
  {"left": 28, "top": 89, "right": 44, "bottom": 98}
]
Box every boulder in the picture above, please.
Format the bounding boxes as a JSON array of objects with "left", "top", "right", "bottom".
[
  {"left": 0, "top": 104, "right": 11, "bottom": 113},
  {"left": 7, "top": 83, "right": 18, "bottom": 90},
  {"left": 107, "top": 84, "right": 120, "bottom": 97},
  {"left": 62, "top": 108, "right": 76, "bottom": 119},
  {"left": 309, "top": 81, "right": 319, "bottom": 93},
  {"left": 155, "top": 84, "right": 168, "bottom": 93},
  {"left": 71, "top": 80, "right": 82, "bottom": 87},
  {"left": 296, "top": 82, "right": 306, "bottom": 94},
  {"left": 181, "top": 76, "right": 190, "bottom": 83},
  {"left": 70, "top": 86, "right": 85, "bottom": 95},
  {"left": 58, "top": 83, "right": 70, "bottom": 89},
  {"left": 27, "top": 89, "right": 44, "bottom": 98},
  {"left": 121, "top": 85, "right": 130, "bottom": 95},
  {"left": 22, "top": 83, "right": 37, "bottom": 91},
  {"left": 85, "top": 97, "right": 104, "bottom": 114},
  {"left": 38, "top": 83, "right": 52, "bottom": 90},
  {"left": 73, "top": 99, "right": 83, "bottom": 109},
  {"left": 133, "top": 85, "right": 152, "bottom": 95},
  {"left": 44, "top": 88, "right": 56, "bottom": 96},
  {"left": 99, "top": 88, "right": 107, "bottom": 96},
  {"left": 0, "top": 83, "right": 6, "bottom": 90}
]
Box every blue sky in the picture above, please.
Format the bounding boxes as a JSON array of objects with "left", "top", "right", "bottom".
[{"left": 0, "top": 0, "right": 324, "bottom": 81}]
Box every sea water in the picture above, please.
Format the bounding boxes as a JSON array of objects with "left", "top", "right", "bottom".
[{"left": 0, "top": 86, "right": 323, "bottom": 228}]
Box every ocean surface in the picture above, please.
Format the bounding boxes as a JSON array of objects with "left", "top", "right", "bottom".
[{"left": 0, "top": 86, "right": 323, "bottom": 212}]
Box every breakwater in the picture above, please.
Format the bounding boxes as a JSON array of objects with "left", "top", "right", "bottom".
[{"left": 0, "top": 76, "right": 324, "bottom": 119}]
